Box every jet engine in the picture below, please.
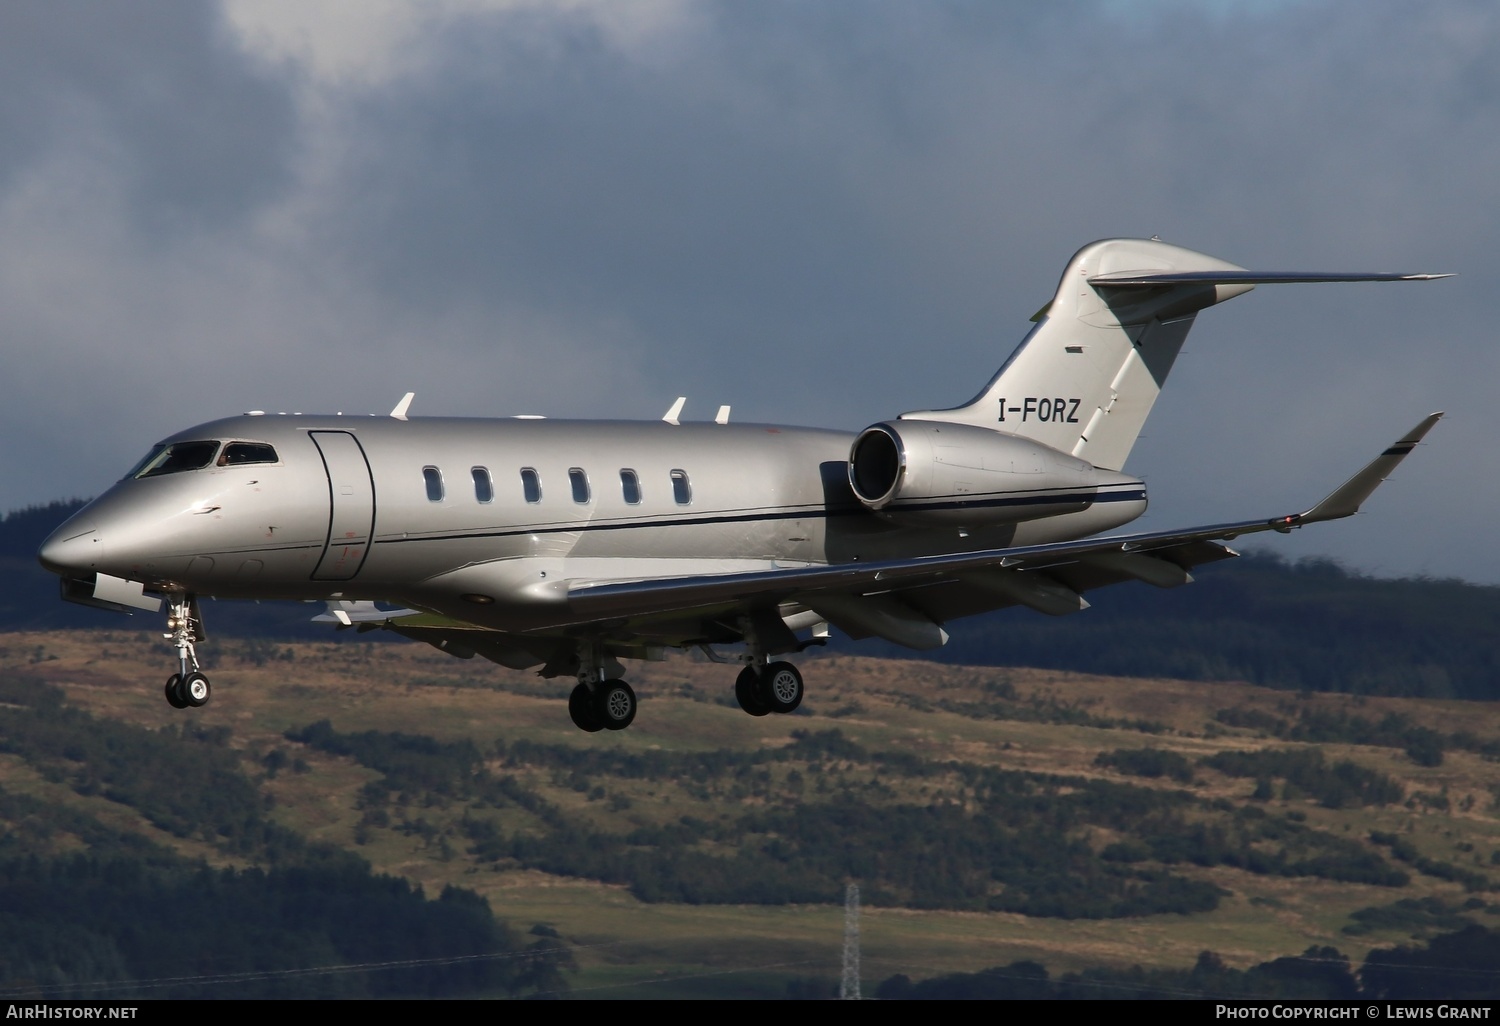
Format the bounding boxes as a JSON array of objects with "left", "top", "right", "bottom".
[{"left": 847, "top": 420, "right": 1131, "bottom": 527}]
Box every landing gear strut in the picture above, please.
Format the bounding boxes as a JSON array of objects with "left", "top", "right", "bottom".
[
  {"left": 162, "top": 594, "right": 210, "bottom": 709},
  {"left": 567, "top": 644, "right": 637, "bottom": 732}
]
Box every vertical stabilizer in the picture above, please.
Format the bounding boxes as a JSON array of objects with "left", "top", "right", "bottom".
[{"left": 901, "top": 239, "right": 1253, "bottom": 470}]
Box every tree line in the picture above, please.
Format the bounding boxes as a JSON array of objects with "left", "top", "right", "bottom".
[{"left": 874, "top": 923, "right": 1500, "bottom": 999}]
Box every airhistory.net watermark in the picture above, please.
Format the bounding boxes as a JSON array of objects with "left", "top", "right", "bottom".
[{"left": 5, "top": 1008, "right": 138, "bottom": 1019}]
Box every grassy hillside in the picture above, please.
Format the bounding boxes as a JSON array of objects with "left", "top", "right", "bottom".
[{"left": 2, "top": 629, "right": 1498, "bottom": 998}]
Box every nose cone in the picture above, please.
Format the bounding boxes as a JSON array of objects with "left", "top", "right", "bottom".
[{"left": 38, "top": 517, "right": 99, "bottom": 575}]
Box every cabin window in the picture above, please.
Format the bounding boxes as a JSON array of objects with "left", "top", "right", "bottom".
[
  {"left": 130, "top": 440, "right": 220, "bottom": 479},
  {"left": 569, "top": 468, "right": 591, "bottom": 504},
  {"left": 218, "top": 442, "right": 278, "bottom": 467},
  {"left": 620, "top": 469, "right": 642, "bottom": 504},
  {"left": 520, "top": 468, "right": 541, "bottom": 503},
  {"left": 670, "top": 469, "right": 692, "bottom": 505},
  {"left": 472, "top": 467, "right": 493, "bottom": 503},
  {"left": 423, "top": 466, "right": 444, "bottom": 502}
]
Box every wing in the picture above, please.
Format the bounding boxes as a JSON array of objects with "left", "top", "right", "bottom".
[
  {"left": 323, "top": 413, "right": 1439, "bottom": 661},
  {"left": 560, "top": 413, "right": 1442, "bottom": 646}
]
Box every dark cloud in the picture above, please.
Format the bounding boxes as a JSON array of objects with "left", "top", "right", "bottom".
[
  {"left": 1, "top": 0, "right": 1494, "bottom": 580},
  {"left": 0, "top": 1, "right": 297, "bottom": 231}
]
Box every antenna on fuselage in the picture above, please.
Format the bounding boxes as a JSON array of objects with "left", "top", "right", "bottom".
[
  {"left": 390, "top": 392, "right": 415, "bottom": 420},
  {"left": 715, "top": 405, "right": 731, "bottom": 425},
  {"left": 662, "top": 396, "right": 686, "bottom": 426}
]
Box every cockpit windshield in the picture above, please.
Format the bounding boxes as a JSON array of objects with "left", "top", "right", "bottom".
[{"left": 127, "top": 441, "right": 221, "bottom": 479}]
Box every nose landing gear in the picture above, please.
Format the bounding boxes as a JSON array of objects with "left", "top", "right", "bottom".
[{"left": 162, "top": 594, "right": 210, "bottom": 709}]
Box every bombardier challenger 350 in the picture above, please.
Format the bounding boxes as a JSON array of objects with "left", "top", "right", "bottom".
[{"left": 38, "top": 238, "right": 1447, "bottom": 732}]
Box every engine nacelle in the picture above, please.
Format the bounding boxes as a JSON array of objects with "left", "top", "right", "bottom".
[{"left": 848, "top": 420, "right": 1140, "bottom": 528}]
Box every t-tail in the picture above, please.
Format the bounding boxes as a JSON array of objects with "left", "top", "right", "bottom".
[{"left": 900, "top": 238, "right": 1450, "bottom": 471}]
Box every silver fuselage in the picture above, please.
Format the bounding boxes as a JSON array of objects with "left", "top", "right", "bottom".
[{"left": 39, "top": 413, "right": 1146, "bottom": 634}]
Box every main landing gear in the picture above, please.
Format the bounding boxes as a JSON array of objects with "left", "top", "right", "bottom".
[
  {"left": 568, "top": 680, "right": 637, "bottom": 732},
  {"left": 733, "top": 661, "right": 805, "bottom": 717},
  {"left": 561, "top": 633, "right": 808, "bottom": 733},
  {"left": 567, "top": 644, "right": 637, "bottom": 732},
  {"left": 161, "top": 593, "right": 211, "bottom": 710},
  {"left": 727, "top": 614, "right": 807, "bottom": 718}
]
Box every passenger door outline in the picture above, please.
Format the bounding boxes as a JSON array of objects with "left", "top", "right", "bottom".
[{"left": 309, "top": 431, "right": 376, "bottom": 581}]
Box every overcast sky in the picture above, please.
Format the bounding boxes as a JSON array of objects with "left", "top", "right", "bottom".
[{"left": 2, "top": 0, "right": 1495, "bottom": 580}]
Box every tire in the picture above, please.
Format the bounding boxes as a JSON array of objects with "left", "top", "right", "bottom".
[
  {"left": 761, "top": 661, "right": 804, "bottom": 714},
  {"left": 569, "top": 683, "right": 604, "bottom": 732},
  {"left": 734, "top": 666, "right": 770, "bottom": 716},
  {"left": 181, "top": 672, "right": 211, "bottom": 708},
  {"left": 164, "top": 674, "right": 188, "bottom": 709},
  {"left": 595, "top": 680, "right": 637, "bottom": 731}
]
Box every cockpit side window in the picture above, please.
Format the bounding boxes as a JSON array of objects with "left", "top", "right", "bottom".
[
  {"left": 130, "top": 441, "right": 221, "bottom": 479},
  {"left": 218, "top": 442, "right": 278, "bottom": 467}
]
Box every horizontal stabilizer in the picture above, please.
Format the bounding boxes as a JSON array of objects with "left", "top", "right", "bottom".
[{"left": 1089, "top": 270, "right": 1452, "bottom": 287}]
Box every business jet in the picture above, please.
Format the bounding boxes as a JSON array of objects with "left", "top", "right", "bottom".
[{"left": 37, "top": 239, "right": 1446, "bottom": 732}]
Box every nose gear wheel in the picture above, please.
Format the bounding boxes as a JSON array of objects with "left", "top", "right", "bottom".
[
  {"left": 181, "top": 672, "right": 211, "bottom": 708},
  {"left": 164, "top": 674, "right": 188, "bottom": 709}
]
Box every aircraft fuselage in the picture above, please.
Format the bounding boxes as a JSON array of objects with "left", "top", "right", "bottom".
[{"left": 40, "top": 413, "right": 1145, "bottom": 635}]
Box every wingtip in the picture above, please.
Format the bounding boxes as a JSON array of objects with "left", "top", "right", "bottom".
[{"left": 1402, "top": 412, "right": 1444, "bottom": 444}]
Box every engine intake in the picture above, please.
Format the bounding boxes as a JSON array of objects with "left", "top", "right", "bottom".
[
  {"left": 848, "top": 420, "right": 1136, "bottom": 528},
  {"left": 849, "top": 425, "right": 904, "bottom": 507}
]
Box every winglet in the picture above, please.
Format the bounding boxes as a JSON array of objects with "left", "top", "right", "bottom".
[
  {"left": 1286, "top": 412, "right": 1443, "bottom": 527},
  {"left": 663, "top": 397, "right": 686, "bottom": 426},
  {"left": 390, "top": 392, "right": 415, "bottom": 420}
]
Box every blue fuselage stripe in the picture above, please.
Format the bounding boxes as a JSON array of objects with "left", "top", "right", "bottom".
[{"left": 375, "top": 486, "right": 1146, "bottom": 546}]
